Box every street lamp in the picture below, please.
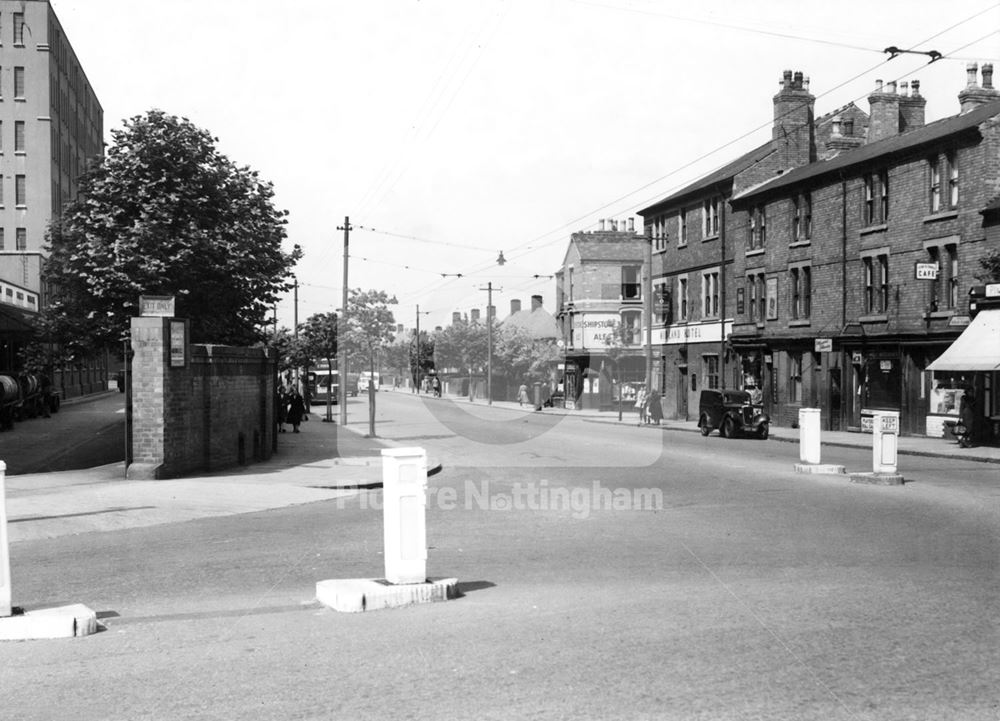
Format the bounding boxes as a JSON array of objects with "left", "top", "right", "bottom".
[{"left": 414, "top": 304, "right": 430, "bottom": 393}]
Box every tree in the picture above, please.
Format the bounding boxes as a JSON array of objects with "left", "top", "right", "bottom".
[
  {"left": 341, "top": 289, "right": 397, "bottom": 435},
  {"left": 976, "top": 249, "right": 1000, "bottom": 283},
  {"left": 42, "top": 110, "right": 300, "bottom": 353},
  {"left": 433, "top": 319, "right": 488, "bottom": 400},
  {"left": 298, "top": 312, "right": 339, "bottom": 421},
  {"left": 493, "top": 324, "right": 562, "bottom": 389},
  {"left": 603, "top": 321, "right": 636, "bottom": 421}
]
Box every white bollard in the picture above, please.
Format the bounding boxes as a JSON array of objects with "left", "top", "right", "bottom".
[
  {"left": 798, "top": 408, "right": 822, "bottom": 465},
  {"left": 872, "top": 410, "right": 900, "bottom": 474},
  {"left": 0, "top": 461, "right": 10, "bottom": 617},
  {"left": 381, "top": 447, "right": 428, "bottom": 585}
]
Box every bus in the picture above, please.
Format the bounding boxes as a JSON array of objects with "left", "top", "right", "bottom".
[{"left": 309, "top": 363, "right": 339, "bottom": 406}]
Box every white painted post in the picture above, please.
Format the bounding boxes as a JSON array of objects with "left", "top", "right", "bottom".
[
  {"left": 381, "top": 448, "right": 428, "bottom": 585},
  {"left": 798, "top": 408, "right": 822, "bottom": 465},
  {"left": 0, "top": 461, "right": 11, "bottom": 617},
  {"left": 872, "top": 410, "right": 899, "bottom": 474}
]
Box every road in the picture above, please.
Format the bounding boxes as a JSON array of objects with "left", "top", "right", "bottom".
[
  {"left": 0, "top": 392, "right": 126, "bottom": 475},
  {"left": 0, "top": 390, "right": 997, "bottom": 720}
]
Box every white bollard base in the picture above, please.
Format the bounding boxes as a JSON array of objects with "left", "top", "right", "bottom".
[
  {"left": 794, "top": 463, "right": 847, "bottom": 475},
  {"left": 0, "top": 604, "right": 98, "bottom": 640},
  {"left": 316, "top": 577, "right": 459, "bottom": 613},
  {"left": 849, "top": 471, "right": 905, "bottom": 486}
]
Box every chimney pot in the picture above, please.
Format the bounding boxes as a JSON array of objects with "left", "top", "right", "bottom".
[
  {"left": 599, "top": 219, "right": 606, "bottom": 231},
  {"left": 531, "top": 295, "right": 543, "bottom": 310},
  {"left": 911, "top": 79, "right": 921, "bottom": 96},
  {"left": 782, "top": 69, "right": 793, "bottom": 88},
  {"left": 886, "top": 80, "right": 897, "bottom": 94},
  {"left": 875, "top": 79, "right": 883, "bottom": 92},
  {"left": 983, "top": 63, "right": 995, "bottom": 90},
  {"left": 627, "top": 217, "right": 635, "bottom": 232},
  {"left": 967, "top": 62, "right": 979, "bottom": 87},
  {"left": 793, "top": 70, "right": 803, "bottom": 89},
  {"left": 900, "top": 81, "right": 909, "bottom": 96}
]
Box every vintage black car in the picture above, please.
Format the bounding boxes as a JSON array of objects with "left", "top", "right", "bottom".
[{"left": 697, "top": 389, "right": 770, "bottom": 439}]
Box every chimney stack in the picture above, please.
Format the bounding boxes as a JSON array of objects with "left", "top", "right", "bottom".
[
  {"left": 531, "top": 295, "right": 543, "bottom": 311},
  {"left": 452, "top": 312, "right": 461, "bottom": 325},
  {"left": 867, "top": 78, "right": 901, "bottom": 142},
  {"left": 959, "top": 62, "right": 1000, "bottom": 112},
  {"left": 772, "top": 69, "right": 816, "bottom": 168},
  {"left": 899, "top": 78, "right": 926, "bottom": 132},
  {"left": 510, "top": 299, "right": 521, "bottom": 314},
  {"left": 471, "top": 308, "right": 481, "bottom": 323}
]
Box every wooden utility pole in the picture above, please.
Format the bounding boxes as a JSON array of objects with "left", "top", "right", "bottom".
[
  {"left": 479, "top": 282, "right": 500, "bottom": 405},
  {"left": 337, "top": 216, "right": 351, "bottom": 425}
]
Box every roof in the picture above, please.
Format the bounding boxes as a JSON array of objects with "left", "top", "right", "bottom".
[
  {"left": 638, "top": 140, "right": 775, "bottom": 215},
  {"left": 0, "top": 303, "right": 38, "bottom": 333},
  {"left": 568, "top": 238, "right": 647, "bottom": 262},
  {"left": 926, "top": 309, "right": 1000, "bottom": 371},
  {"left": 733, "top": 98, "right": 1000, "bottom": 204},
  {"left": 501, "top": 307, "right": 560, "bottom": 340}
]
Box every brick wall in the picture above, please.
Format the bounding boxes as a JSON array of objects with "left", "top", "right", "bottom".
[{"left": 128, "top": 316, "right": 275, "bottom": 480}]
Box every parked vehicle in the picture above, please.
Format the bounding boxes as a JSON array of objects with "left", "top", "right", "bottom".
[
  {"left": 358, "top": 372, "right": 380, "bottom": 392},
  {"left": 698, "top": 389, "right": 770, "bottom": 439},
  {"left": 0, "top": 372, "right": 60, "bottom": 431}
]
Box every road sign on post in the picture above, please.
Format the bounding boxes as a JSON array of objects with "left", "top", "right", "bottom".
[
  {"left": 0, "top": 461, "right": 10, "bottom": 617},
  {"left": 382, "top": 447, "right": 428, "bottom": 584}
]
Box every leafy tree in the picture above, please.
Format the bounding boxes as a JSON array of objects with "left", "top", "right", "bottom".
[
  {"left": 298, "top": 312, "right": 338, "bottom": 420},
  {"left": 263, "top": 327, "right": 311, "bottom": 380},
  {"left": 341, "top": 289, "right": 397, "bottom": 434},
  {"left": 494, "top": 324, "right": 562, "bottom": 387},
  {"left": 433, "top": 319, "right": 488, "bottom": 399},
  {"left": 42, "top": 110, "right": 300, "bottom": 352},
  {"left": 976, "top": 249, "right": 1000, "bottom": 283},
  {"left": 603, "top": 321, "right": 637, "bottom": 421}
]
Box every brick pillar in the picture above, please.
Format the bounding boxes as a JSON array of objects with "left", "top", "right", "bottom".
[{"left": 126, "top": 316, "right": 180, "bottom": 480}]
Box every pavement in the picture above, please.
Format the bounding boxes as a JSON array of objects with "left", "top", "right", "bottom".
[{"left": 2, "top": 389, "right": 997, "bottom": 544}]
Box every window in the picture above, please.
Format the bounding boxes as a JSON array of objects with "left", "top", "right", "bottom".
[
  {"left": 792, "top": 192, "right": 812, "bottom": 242},
  {"left": 703, "top": 196, "right": 719, "bottom": 237},
  {"left": 14, "top": 121, "right": 24, "bottom": 153},
  {"left": 13, "top": 13, "right": 24, "bottom": 45},
  {"left": 863, "top": 253, "right": 889, "bottom": 314},
  {"left": 704, "top": 355, "right": 719, "bottom": 390},
  {"left": 702, "top": 270, "right": 719, "bottom": 319},
  {"left": 790, "top": 265, "right": 811, "bottom": 320},
  {"left": 864, "top": 170, "right": 889, "bottom": 224},
  {"left": 655, "top": 281, "right": 671, "bottom": 324},
  {"left": 15, "top": 227, "right": 26, "bottom": 250},
  {"left": 621, "top": 310, "right": 641, "bottom": 345},
  {"left": 947, "top": 152, "right": 959, "bottom": 208},
  {"left": 0, "top": 228, "right": 4, "bottom": 250},
  {"left": 621, "top": 265, "right": 641, "bottom": 300},
  {"left": 651, "top": 215, "right": 668, "bottom": 252},
  {"left": 929, "top": 158, "right": 941, "bottom": 212},
  {"left": 678, "top": 276, "right": 689, "bottom": 321},
  {"left": 749, "top": 204, "right": 766, "bottom": 250},
  {"left": 788, "top": 353, "right": 803, "bottom": 403},
  {"left": 15, "top": 174, "right": 25, "bottom": 206},
  {"left": 927, "top": 243, "right": 959, "bottom": 311},
  {"left": 13, "top": 67, "right": 24, "bottom": 99},
  {"left": 679, "top": 208, "right": 688, "bottom": 246}
]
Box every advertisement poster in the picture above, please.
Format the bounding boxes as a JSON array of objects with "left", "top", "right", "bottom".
[{"left": 766, "top": 276, "right": 778, "bottom": 320}]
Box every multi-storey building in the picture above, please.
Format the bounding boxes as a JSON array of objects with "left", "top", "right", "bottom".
[
  {"left": 728, "top": 65, "right": 999, "bottom": 439},
  {"left": 0, "top": 0, "right": 103, "bottom": 381},
  {"left": 639, "top": 71, "right": 869, "bottom": 421},
  {"left": 554, "top": 218, "right": 647, "bottom": 410}
]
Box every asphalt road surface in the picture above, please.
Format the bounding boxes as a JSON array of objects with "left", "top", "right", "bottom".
[{"left": 1, "top": 391, "right": 997, "bottom": 720}]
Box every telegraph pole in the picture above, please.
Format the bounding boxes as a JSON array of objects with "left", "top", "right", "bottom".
[
  {"left": 645, "top": 231, "right": 654, "bottom": 391},
  {"left": 293, "top": 277, "right": 299, "bottom": 392},
  {"left": 337, "top": 216, "right": 351, "bottom": 425},
  {"left": 479, "top": 282, "right": 500, "bottom": 405},
  {"left": 415, "top": 305, "right": 421, "bottom": 393}
]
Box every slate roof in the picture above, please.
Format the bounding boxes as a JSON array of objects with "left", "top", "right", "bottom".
[
  {"left": 638, "top": 140, "right": 776, "bottom": 216},
  {"left": 733, "top": 98, "right": 1000, "bottom": 204},
  {"left": 570, "top": 238, "right": 647, "bottom": 262}
]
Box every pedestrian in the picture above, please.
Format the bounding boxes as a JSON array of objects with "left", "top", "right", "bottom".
[
  {"left": 958, "top": 386, "right": 975, "bottom": 448},
  {"left": 276, "top": 386, "right": 289, "bottom": 432},
  {"left": 518, "top": 382, "right": 530, "bottom": 407},
  {"left": 647, "top": 390, "right": 663, "bottom": 425},
  {"left": 286, "top": 389, "right": 306, "bottom": 433},
  {"left": 634, "top": 385, "right": 648, "bottom": 425},
  {"left": 433, "top": 376, "right": 442, "bottom": 397}
]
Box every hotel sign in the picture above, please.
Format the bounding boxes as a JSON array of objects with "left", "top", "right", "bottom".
[{"left": 654, "top": 321, "right": 732, "bottom": 345}]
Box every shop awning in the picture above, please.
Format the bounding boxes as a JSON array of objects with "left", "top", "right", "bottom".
[{"left": 927, "top": 310, "right": 1000, "bottom": 371}]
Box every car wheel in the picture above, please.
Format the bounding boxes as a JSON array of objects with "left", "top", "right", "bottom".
[
  {"left": 699, "top": 415, "right": 711, "bottom": 436},
  {"left": 720, "top": 417, "right": 735, "bottom": 439},
  {"left": 757, "top": 422, "right": 769, "bottom": 440}
]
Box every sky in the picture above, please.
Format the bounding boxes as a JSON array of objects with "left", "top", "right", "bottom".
[{"left": 50, "top": 0, "right": 1000, "bottom": 333}]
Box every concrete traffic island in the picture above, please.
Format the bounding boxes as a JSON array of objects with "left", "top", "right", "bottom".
[
  {"left": 0, "top": 461, "right": 98, "bottom": 640},
  {"left": 316, "top": 447, "right": 459, "bottom": 613},
  {"left": 849, "top": 471, "right": 905, "bottom": 485},
  {"left": 793, "top": 409, "right": 846, "bottom": 476}
]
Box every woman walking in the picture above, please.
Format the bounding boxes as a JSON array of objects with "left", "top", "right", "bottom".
[{"left": 286, "top": 390, "right": 306, "bottom": 433}]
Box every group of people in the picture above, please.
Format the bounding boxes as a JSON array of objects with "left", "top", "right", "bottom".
[
  {"left": 633, "top": 385, "right": 663, "bottom": 425},
  {"left": 277, "top": 385, "right": 307, "bottom": 433}
]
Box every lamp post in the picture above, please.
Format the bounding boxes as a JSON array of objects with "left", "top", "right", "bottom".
[
  {"left": 479, "top": 282, "right": 501, "bottom": 406},
  {"left": 414, "top": 304, "right": 430, "bottom": 392}
]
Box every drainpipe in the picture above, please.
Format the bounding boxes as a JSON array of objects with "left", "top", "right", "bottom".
[{"left": 719, "top": 194, "right": 727, "bottom": 389}]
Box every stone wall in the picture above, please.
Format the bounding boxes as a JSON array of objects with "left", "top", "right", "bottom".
[{"left": 128, "top": 316, "right": 275, "bottom": 480}]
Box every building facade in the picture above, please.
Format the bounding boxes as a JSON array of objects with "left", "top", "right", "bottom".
[
  {"left": 634, "top": 64, "right": 999, "bottom": 440},
  {"left": 0, "top": 0, "right": 104, "bottom": 388},
  {"left": 554, "top": 218, "right": 648, "bottom": 410}
]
